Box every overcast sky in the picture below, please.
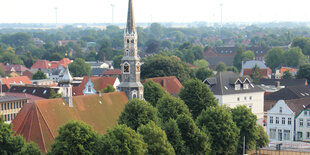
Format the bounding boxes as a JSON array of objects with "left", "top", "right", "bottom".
[{"left": 0, "top": 0, "right": 309, "bottom": 23}]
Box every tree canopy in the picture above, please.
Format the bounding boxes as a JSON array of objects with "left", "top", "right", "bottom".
[
  {"left": 265, "top": 47, "right": 285, "bottom": 71},
  {"left": 102, "top": 84, "right": 116, "bottom": 93},
  {"left": 195, "top": 67, "right": 214, "bottom": 81},
  {"left": 297, "top": 63, "right": 310, "bottom": 82},
  {"left": 68, "top": 58, "right": 91, "bottom": 77},
  {"left": 143, "top": 79, "right": 168, "bottom": 106},
  {"left": 250, "top": 64, "right": 262, "bottom": 84},
  {"left": 216, "top": 61, "right": 226, "bottom": 72},
  {"left": 32, "top": 70, "right": 47, "bottom": 80}
]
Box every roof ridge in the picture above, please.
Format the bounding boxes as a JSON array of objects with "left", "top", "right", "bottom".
[
  {"left": 36, "top": 103, "right": 55, "bottom": 140},
  {"left": 34, "top": 105, "right": 47, "bottom": 153}
]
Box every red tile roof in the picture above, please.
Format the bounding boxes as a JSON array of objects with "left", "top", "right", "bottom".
[
  {"left": 102, "top": 69, "right": 122, "bottom": 76},
  {"left": 59, "top": 58, "right": 71, "bottom": 65},
  {"left": 72, "top": 76, "right": 117, "bottom": 96},
  {"left": 22, "top": 70, "right": 34, "bottom": 79},
  {"left": 143, "top": 76, "right": 183, "bottom": 96},
  {"left": 1, "top": 76, "right": 32, "bottom": 88},
  {"left": 31, "top": 60, "right": 51, "bottom": 69},
  {"left": 12, "top": 92, "right": 128, "bottom": 153}
]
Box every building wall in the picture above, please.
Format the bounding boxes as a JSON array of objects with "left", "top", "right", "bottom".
[
  {"left": 295, "top": 109, "right": 310, "bottom": 142},
  {"left": 215, "top": 91, "right": 264, "bottom": 122},
  {"left": 0, "top": 99, "right": 27, "bottom": 123},
  {"left": 267, "top": 101, "right": 295, "bottom": 142}
]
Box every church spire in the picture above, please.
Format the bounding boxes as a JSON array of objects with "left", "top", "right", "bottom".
[{"left": 126, "top": 0, "right": 136, "bottom": 34}]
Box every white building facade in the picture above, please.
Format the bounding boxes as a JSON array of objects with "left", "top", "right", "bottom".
[{"left": 295, "top": 107, "right": 310, "bottom": 142}]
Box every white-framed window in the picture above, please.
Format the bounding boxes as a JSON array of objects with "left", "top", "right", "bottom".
[
  {"left": 249, "top": 96, "right": 252, "bottom": 100},
  {"left": 237, "top": 97, "right": 240, "bottom": 101},
  {"left": 276, "top": 117, "right": 279, "bottom": 124},
  {"left": 288, "top": 118, "right": 292, "bottom": 125},
  {"left": 244, "top": 97, "right": 247, "bottom": 100},
  {"left": 307, "top": 119, "right": 310, "bottom": 127},
  {"left": 235, "top": 84, "right": 241, "bottom": 90},
  {"left": 270, "top": 116, "right": 273, "bottom": 124},
  {"left": 300, "top": 119, "right": 304, "bottom": 127},
  {"left": 282, "top": 117, "right": 285, "bottom": 125},
  {"left": 88, "top": 85, "right": 92, "bottom": 93},
  {"left": 280, "top": 107, "right": 282, "bottom": 113},
  {"left": 243, "top": 84, "right": 249, "bottom": 89}
]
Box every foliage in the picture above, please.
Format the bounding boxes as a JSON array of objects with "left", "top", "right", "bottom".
[
  {"left": 32, "top": 70, "right": 47, "bottom": 80},
  {"left": 100, "top": 124, "right": 147, "bottom": 155},
  {"left": 282, "top": 71, "right": 293, "bottom": 79},
  {"left": 250, "top": 64, "right": 262, "bottom": 84},
  {"left": 118, "top": 99, "right": 158, "bottom": 130},
  {"left": 137, "top": 121, "right": 175, "bottom": 155},
  {"left": 112, "top": 55, "right": 123, "bottom": 69},
  {"left": 102, "top": 84, "right": 116, "bottom": 93},
  {"left": 231, "top": 106, "right": 258, "bottom": 154},
  {"left": 176, "top": 114, "right": 211, "bottom": 155},
  {"left": 49, "top": 89, "right": 62, "bottom": 99},
  {"left": 179, "top": 79, "right": 217, "bottom": 118},
  {"left": 256, "top": 125, "right": 269, "bottom": 149},
  {"left": 49, "top": 121, "right": 100, "bottom": 154},
  {"left": 1, "top": 52, "right": 24, "bottom": 65},
  {"left": 68, "top": 58, "right": 91, "bottom": 77},
  {"left": 50, "top": 52, "right": 64, "bottom": 61},
  {"left": 292, "top": 37, "right": 310, "bottom": 55},
  {"left": 283, "top": 47, "right": 307, "bottom": 67},
  {"left": 157, "top": 95, "right": 191, "bottom": 123},
  {"left": 141, "top": 55, "right": 191, "bottom": 83},
  {"left": 216, "top": 61, "right": 227, "bottom": 72},
  {"left": 162, "top": 119, "right": 186, "bottom": 155},
  {"left": 19, "top": 142, "right": 41, "bottom": 155},
  {"left": 243, "top": 50, "right": 255, "bottom": 61},
  {"left": 193, "top": 59, "right": 209, "bottom": 68},
  {"left": 195, "top": 67, "right": 214, "bottom": 81},
  {"left": 196, "top": 106, "right": 239, "bottom": 155},
  {"left": 0, "top": 66, "right": 5, "bottom": 77},
  {"left": 233, "top": 46, "right": 245, "bottom": 70},
  {"left": 297, "top": 63, "right": 310, "bottom": 82},
  {"left": 143, "top": 79, "right": 168, "bottom": 106},
  {"left": 227, "top": 66, "right": 239, "bottom": 73},
  {"left": 265, "top": 48, "right": 285, "bottom": 71}
]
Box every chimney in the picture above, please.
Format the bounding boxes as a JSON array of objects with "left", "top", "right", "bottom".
[{"left": 276, "top": 81, "right": 281, "bottom": 88}]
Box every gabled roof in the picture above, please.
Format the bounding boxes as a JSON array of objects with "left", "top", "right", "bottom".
[
  {"left": 242, "top": 60, "right": 267, "bottom": 69},
  {"left": 9, "top": 85, "right": 60, "bottom": 99},
  {"left": 265, "top": 86, "right": 310, "bottom": 101},
  {"left": 205, "top": 56, "right": 235, "bottom": 69},
  {"left": 31, "top": 60, "right": 51, "bottom": 69},
  {"left": 143, "top": 76, "right": 183, "bottom": 96},
  {"left": 264, "top": 98, "right": 310, "bottom": 115},
  {"left": 12, "top": 92, "right": 128, "bottom": 153},
  {"left": 5, "top": 65, "right": 28, "bottom": 72},
  {"left": 72, "top": 76, "right": 118, "bottom": 96},
  {"left": 91, "top": 68, "right": 105, "bottom": 76},
  {"left": 204, "top": 71, "right": 264, "bottom": 95},
  {"left": 1, "top": 76, "right": 32, "bottom": 88},
  {"left": 259, "top": 79, "right": 308, "bottom": 87},
  {"left": 102, "top": 69, "right": 122, "bottom": 76}
]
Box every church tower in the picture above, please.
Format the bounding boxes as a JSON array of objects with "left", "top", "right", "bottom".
[
  {"left": 59, "top": 66, "right": 73, "bottom": 107},
  {"left": 118, "top": 0, "right": 144, "bottom": 100}
]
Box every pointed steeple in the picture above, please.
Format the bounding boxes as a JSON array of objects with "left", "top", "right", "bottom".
[{"left": 126, "top": 0, "right": 136, "bottom": 34}]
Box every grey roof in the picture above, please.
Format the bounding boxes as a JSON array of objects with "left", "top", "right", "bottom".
[
  {"left": 91, "top": 68, "right": 106, "bottom": 76},
  {"left": 0, "top": 95, "right": 28, "bottom": 103},
  {"left": 245, "top": 47, "right": 270, "bottom": 56},
  {"left": 205, "top": 56, "right": 234, "bottom": 69},
  {"left": 213, "top": 47, "right": 237, "bottom": 54},
  {"left": 126, "top": 0, "right": 136, "bottom": 34},
  {"left": 265, "top": 86, "right": 310, "bottom": 101},
  {"left": 242, "top": 60, "right": 267, "bottom": 69},
  {"left": 204, "top": 71, "right": 264, "bottom": 95},
  {"left": 259, "top": 79, "right": 307, "bottom": 87},
  {"left": 9, "top": 85, "right": 60, "bottom": 99}
]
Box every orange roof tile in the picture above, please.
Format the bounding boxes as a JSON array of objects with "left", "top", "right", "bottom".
[
  {"left": 31, "top": 60, "right": 51, "bottom": 69},
  {"left": 12, "top": 92, "right": 128, "bottom": 153},
  {"left": 59, "top": 58, "right": 71, "bottom": 65},
  {"left": 1, "top": 76, "right": 32, "bottom": 88},
  {"left": 143, "top": 76, "right": 183, "bottom": 96}
]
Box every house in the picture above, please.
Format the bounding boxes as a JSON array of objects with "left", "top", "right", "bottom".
[
  {"left": 33, "top": 38, "right": 45, "bottom": 48},
  {"left": 143, "top": 76, "right": 183, "bottom": 96},
  {"left": 245, "top": 47, "right": 270, "bottom": 61},
  {"left": 23, "top": 70, "right": 35, "bottom": 79},
  {"left": 258, "top": 79, "right": 308, "bottom": 95},
  {"left": 295, "top": 104, "right": 310, "bottom": 142},
  {"left": 241, "top": 60, "right": 272, "bottom": 79},
  {"left": 31, "top": 60, "right": 51, "bottom": 70},
  {"left": 72, "top": 76, "right": 120, "bottom": 96},
  {"left": 5, "top": 65, "right": 28, "bottom": 75},
  {"left": 12, "top": 92, "right": 128, "bottom": 152},
  {"left": 275, "top": 66, "right": 298, "bottom": 79},
  {"left": 31, "top": 58, "right": 71, "bottom": 70},
  {"left": 8, "top": 72, "right": 20, "bottom": 77},
  {"left": 204, "top": 71, "right": 265, "bottom": 122},
  {"left": 86, "top": 61, "right": 112, "bottom": 69},
  {"left": 9, "top": 85, "right": 61, "bottom": 99},
  {"left": 0, "top": 76, "right": 32, "bottom": 91},
  {"left": 265, "top": 86, "right": 310, "bottom": 101},
  {"left": 0, "top": 95, "right": 28, "bottom": 123},
  {"left": 31, "top": 79, "right": 56, "bottom": 86}
]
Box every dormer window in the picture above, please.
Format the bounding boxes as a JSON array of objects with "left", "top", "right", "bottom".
[
  {"left": 235, "top": 84, "right": 241, "bottom": 90},
  {"left": 88, "top": 85, "right": 91, "bottom": 93},
  {"left": 243, "top": 84, "right": 249, "bottom": 89}
]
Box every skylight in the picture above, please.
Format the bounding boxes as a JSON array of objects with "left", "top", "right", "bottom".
[
  {"left": 301, "top": 93, "right": 305, "bottom": 96},
  {"left": 43, "top": 90, "right": 47, "bottom": 94},
  {"left": 224, "top": 86, "right": 228, "bottom": 90},
  {"left": 32, "top": 89, "right": 36, "bottom": 94},
  {"left": 23, "top": 89, "right": 26, "bottom": 93},
  {"left": 305, "top": 93, "right": 309, "bottom": 96}
]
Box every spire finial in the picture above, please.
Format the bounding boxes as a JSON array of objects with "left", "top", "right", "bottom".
[{"left": 126, "top": 0, "right": 136, "bottom": 34}]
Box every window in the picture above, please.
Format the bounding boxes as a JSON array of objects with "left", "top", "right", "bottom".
[
  {"left": 284, "top": 130, "right": 290, "bottom": 141},
  {"left": 32, "top": 89, "right": 36, "bottom": 94},
  {"left": 131, "top": 39, "right": 134, "bottom": 43},
  {"left": 4, "top": 115, "right": 7, "bottom": 121},
  {"left": 307, "top": 119, "right": 310, "bottom": 127},
  {"left": 127, "top": 39, "right": 129, "bottom": 43},
  {"left": 10, "top": 103, "right": 12, "bottom": 109},
  {"left": 270, "top": 129, "right": 276, "bottom": 139},
  {"left": 276, "top": 117, "right": 279, "bottom": 124},
  {"left": 243, "top": 84, "right": 249, "bottom": 89},
  {"left": 288, "top": 118, "right": 292, "bottom": 125},
  {"left": 235, "top": 84, "right": 241, "bottom": 90},
  {"left": 249, "top": 96, "right": 252, "bottom": 100},
  {"left": 237, "top": 97, "right": 240, "bottom": 101},
  {"left": 280, "top": 107, "right": 282, "bottom": 113},
  {"left": 244, "top": 97, "right": 247, "bottom": 100},
  {"left": 300, "top": 119, "right": 304, "bottom": 127},
  {"left": 305, "top": 111, "right": 308, "bottom": 116},
  {"left": 282, "top": 117, "right": 285, "bottom": 125},
  {"left": 123, "top": 63, "right": 130, "bottom": 73},
  {"left": 270, "top": 116, "right": 273, "bottom": 124},
  {"left": 43, "top": 90, "right": 47, "bottom": 94},
  {"left": 88, "top": 85, "right": 92, "bottom": 93},
  {"left": 307, "top": 132, "right": 310, "bottom": 139}
]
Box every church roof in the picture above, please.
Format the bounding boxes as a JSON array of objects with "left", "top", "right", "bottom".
[
  {"left": 126, "top": 0, "right": 136, "bottom": 34},
  {"left": 12, "top": 92, "right": 128, "bottom": 153}
]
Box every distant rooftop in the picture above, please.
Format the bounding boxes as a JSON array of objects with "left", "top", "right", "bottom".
[{"left": 0, "top": 95, "right": 28, "bottom": 103}]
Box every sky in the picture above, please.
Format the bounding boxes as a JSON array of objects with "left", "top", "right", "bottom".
[{"left": 0, "top": 0, "right": 309, "bottom": 24}]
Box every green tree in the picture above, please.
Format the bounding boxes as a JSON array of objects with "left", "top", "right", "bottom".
[
  {"left": 100, "top": 124, "right": 147, "bottom": 155},
  {"left": 195, "top": 67, "right": 214, "bottom": 81},
  {"left": 282, "top": 71, "right": 293, "bottom": 79},
  {"left": 102, "top": 84, "right": 116, "bottom": 93},
  {"left": 193, "top": 59, "right": 209, "bottom": 68},
  {"left": 19, "top": 142, "right": 41, "bottom": 155},
  {"left": 292, "top": 37, "right": 310, "bottom": 55},
  {"left": 1, "top": 52, "right": 24, "bottom": 65},
  {"left": 243, "top": 50, "right": 255, "bottom": 61},
  {"left": 227, "top": 66, "right": 239, "bottom": 74},
  {"left": 176, "top": 114, "right": 211, "bottom": 155},
  {"left": 49, "top": 52, "right": 64, "bottom": 61},
  {"left": 112, "top": 55, "right": 123, "bottom": 69},
  {"left": 256, "top": 125, "right": 269, "bottom": 149},
  {"left": 216, "top": 61, "right": 227, "bottom": 72},
  {"left": 265, "top": 47, "right": 285, "bottom": 71},
  {"left": 68, "top": 58, "right": 91, "bottom": 77},
  {"left": 162, "top": 119, "right": 186, "bottom": 155},
  {"left": 0, "top": 66, "right": 5, "bottom": 77},
  {"left": 49, "top": 121, "right": 100, "bottom": 155},
  {"left": 32, "top": 70, "right": 47, "bottom": 80},
  {"left": 250, "top": 64, "right": 262, "bottom": 84},
  {"left": 196, "top": 106, "right": 239, "bottom": 154},
  {"left": 49, "top": 89, "right": 62, "bottom": 99},
  {"left": 233, "top": 46, "right": 245, "bottom": 70},
  {"left": 143, "top": 80, "right": 168, "bottom": 106},
  {"left": 283, "top": 47, "right": 307, "bottom": 67},
  {"left": 118, "top": 99, "right": 158, "bottom": 130},
  {"left": 297, "top": 63, "right": 310, "bottom": 82},
  {"left": 137, "top": 121, "right": 175, "bottom": 155},
  {"left": 179, "top": 79, "right": 217, "bottom": 118},
  {"left": 157, "top": 95, "right": 191, "bottom": 123},
  {"left": 141, "top": 55, "right": 191, "bottom": 83},
  {"left": 231, "top": 106, "right": 258, "bottom": 154}
]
